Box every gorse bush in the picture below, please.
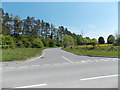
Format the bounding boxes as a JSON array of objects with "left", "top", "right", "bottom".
[
  {"left": 49, "top": 39, "right": 56, "bottom": 47},
  {"left": 1, "top": 35, "right": 44, "bottom": 49},
  {"left": 32, "top": 38, "right": 43, "bottom": 48},
  {"left": 2, "top": 35, "right": 15, "bottom": 48}
]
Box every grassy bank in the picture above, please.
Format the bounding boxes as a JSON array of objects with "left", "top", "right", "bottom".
[
  {"left": 62, "top": 46, "right": 119, "bottom": 57},
  {"left": 1, "top": 48, "right": 43, "bottom": 62}
]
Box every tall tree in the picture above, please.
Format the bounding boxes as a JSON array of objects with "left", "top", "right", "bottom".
[
  {"left": 107, "top": 35, "right": 115, "bottom": 44},
  {"left": 76, "top": 35, "right": 84, "bottom": 45},
  {"left": 98, "top": 36, "right": 105, "bottom": 44},
  {"left": 63, "top": 35, "right": 75, "bottom": 48}
]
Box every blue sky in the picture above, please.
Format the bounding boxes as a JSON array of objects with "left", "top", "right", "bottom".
[{"left": 2, "top": 2, "right": 118, "bottom": 42}]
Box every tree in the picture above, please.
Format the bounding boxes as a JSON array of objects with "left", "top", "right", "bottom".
[
  {"left": 107, "top": 35, "right": 115, "bottom": 44},
  {"left": 98, "top": 36, "right": 105, "bottom": 44},
  {"left": 115, "top": 36, "right": 120, "bottom": 45},
  {"left": 63, "top": 35, "right": 75, "bottom": 48},
  {"left": 91, "top": 38, "right": 98, "bottom": 46},
  {"left": 85, "top": 37, "right": 91, "bottom": 45},
  {"left": 83, "top": 37, "right": 91, "bottom": 45},
  {"left": 76, "top": 35, "right": 84, "bottom": 45},
  {"left": 13, "top": 16, "right": 22, "bottom": 35}
]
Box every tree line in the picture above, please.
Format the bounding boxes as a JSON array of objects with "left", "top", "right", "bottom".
[{"left": 0, "top": 8, "right": 120, "bottom": 49}]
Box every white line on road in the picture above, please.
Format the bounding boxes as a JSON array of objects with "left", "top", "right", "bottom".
[
  {"left": 81, "top": 60, "right": 87, "bottom": 63},
  {"left": 62, "top": 56, "right": 73, "bottom": 63},
  {"left": 86, "top": 60, "right": 91, "bottom": 62},
  {"left": 31, "top": 65, "right": 40, "bottom": 67},
  {"left": 75, "top": 62, "right": 80, "bottom": 64},
  {"left": 19, "top": 66, "right": 28, "bottom": 68},
  {"left": 43, "top": 64, "right": 50, "bottom": 66},
  {"left": 63, "top": 63, "right": 70, "bottom": 65},
  {"left": 54, "top": 63, "right": 60, "bottom": 65},
  {"left": 14, "top": 83, "right": 47, "bottom": 88},
  {"left": 7, "top": 67, "right": 15, "bottom": 69},
  {"left": 80, "top": 74, "right": 118, "bottom": 81}
]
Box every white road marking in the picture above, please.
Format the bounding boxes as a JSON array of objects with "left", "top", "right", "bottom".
[
  {"left": 86, "top": 60, "right": 91, "bottom": 62},
  {"left": 81, "top": 60, "right": 87, "bottom": 63},
  {"left": 88, "top": 60, "right": 94, "bottom": 62},
  {"left": 54, "top": 63, "right": 60, "bottom": 65},
  {"left": 100, "top": 59, "right": 105, "bottom": 61},
  {"left": 63, "top": 63, "right": 69, "bottom": 65},
  {"left": 95, "top": 59, "right": 100, "bottom": 62},
  {"left": 75, "top": 62, "right": 79, "bottom": 63},
  {"left": 8, "top": 67, "right": 15, "bottom": 69},
  {"left": 19, "top": 66, "right": 28, "bottom": 68},
  {"left": 103, "top": 59, "right": 109, "bottom": 61},
  {"left": 62, "top": 56, "right": 73, "bottom": 63},
  {"left": 31, "top": 65, "right": 40, "bottom": 67},
  {"left": 14, "top": 83, "right": 47, "bottom": 88},
  {"left": 112, "top": 58, "right": 118, "bottom": 60},
  {"left": 80, "top": 74, "right": 118, "bottom": 81},
  {"left": 43, "top": 64, "right": 50, "bottom": 66}
]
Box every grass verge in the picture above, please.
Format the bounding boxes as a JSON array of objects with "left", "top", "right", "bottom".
[
  {"left": 62, "top": 46, "right": 119, "bottom": 58},
  {"left": 1, "top": 48, "right": 43, "bottom": 62}
]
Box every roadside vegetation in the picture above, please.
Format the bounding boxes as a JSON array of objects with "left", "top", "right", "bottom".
[
  {"left": 1, "top": 48, "right": 43, "bottom": 62},
  {"left": 62, "top": 46, "right": 119, "bottom": 57},
  {"left": 62, "top": 35, "right": 120, "bottom": 57},
  {"left": 0, "top": 8, "right": 120, "bottom": 61}
]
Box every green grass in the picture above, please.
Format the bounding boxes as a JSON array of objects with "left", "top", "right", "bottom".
[
  {"left": 62, "top": 46, "right": 119, "bottom": 57},
  {"left": 1, "top": 48, "right": 43, "bottom": 62}
]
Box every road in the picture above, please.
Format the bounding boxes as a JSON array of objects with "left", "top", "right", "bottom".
[{"left": 1, "top": 48, "right": 118, "bottom": 88}]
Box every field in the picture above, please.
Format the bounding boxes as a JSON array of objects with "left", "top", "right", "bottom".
[
  {"left": 62, "top": 45, "right": 119, "bottom": 57},
  {"left": 1, "top": 48, "right": 43, "bottom": 62}
]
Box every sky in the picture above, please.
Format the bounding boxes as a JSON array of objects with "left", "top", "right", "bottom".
[{"left": 2, "top": 2, "right": 118, "bottom": 42}]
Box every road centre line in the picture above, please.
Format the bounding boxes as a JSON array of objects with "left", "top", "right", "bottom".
[
  {"left": 14, "top": 83, "right": 47, "bottom": 88},
  {"left": 62, "top": 56, "right": 74, "bottom": 63},
  {"left": 80, "top": 74, "right": 118, "bottom": 81}
]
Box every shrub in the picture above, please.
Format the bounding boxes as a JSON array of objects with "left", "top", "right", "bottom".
[
  {"left": 16, "top": 41, "right": 24, "bottom": 48},
  {"left": 22, "top": 39, "right": 32, "bottom": 48},
  {"left": 2, "top": 35, "right": 15, "bottom": 48},
  {"left": 42, "top": 38, "right": 49, "bottom": 47},
  {"left": 49, "top": 39, "right": 56, "bottom": 47},
  {"left": 63, "top": 35, "right": 75, "bottom": 48},
  {"left": 2, "top": 45, "right": 10, "bottom": 49},
  {"left": 32, "top": 38, "right": 43, "bottom": 48}
]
